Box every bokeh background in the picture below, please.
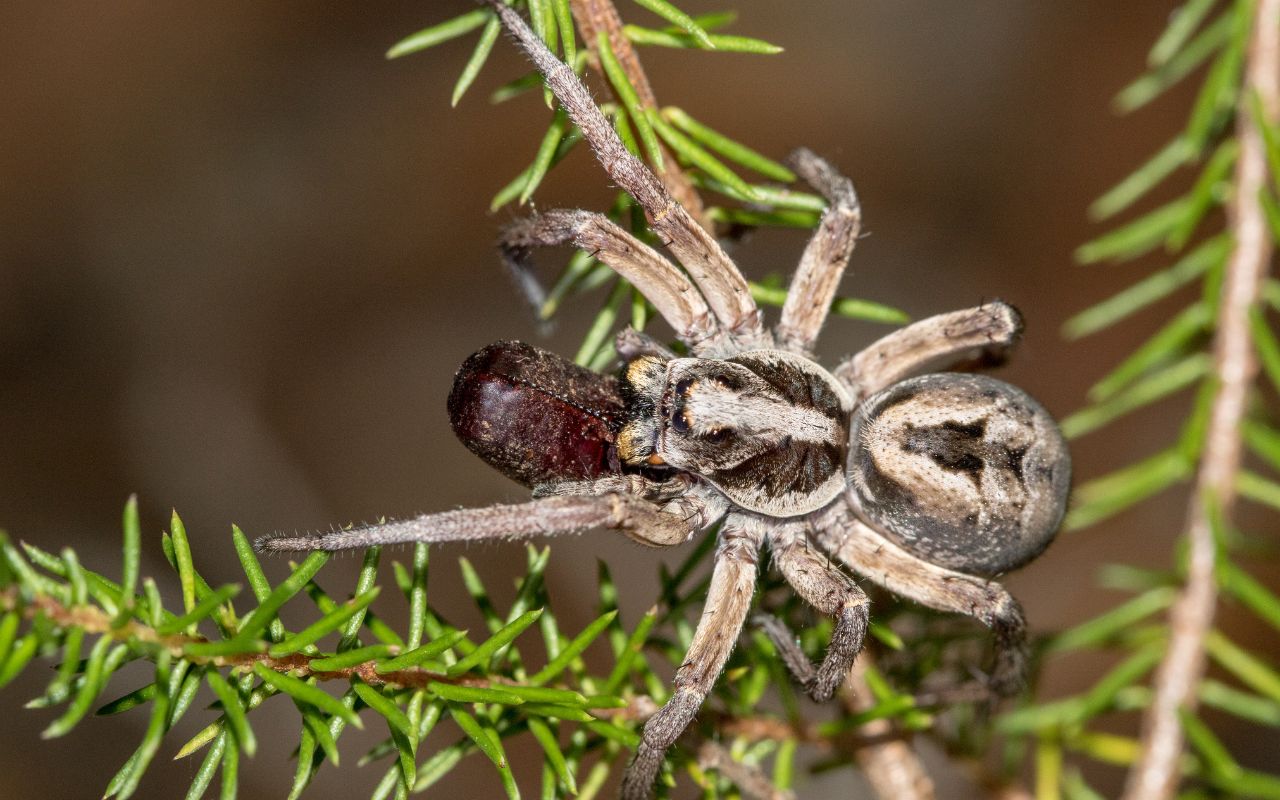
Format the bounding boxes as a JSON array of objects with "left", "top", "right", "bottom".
[{"left": 2, "top": 2, "right": 1273, "bottom": 797}]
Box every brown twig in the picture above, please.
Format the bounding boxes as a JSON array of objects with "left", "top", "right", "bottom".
[
  {"left": 840, "top": 655, "right": 936, "bottom": 800},
  {"left": 568, "top": 0, "right": 710, "bottom": 228},
  {"left": 1122, "top": 2, "right": 1280, "bottom": 798},
  {"left": 696, "top": 740, "right": 796, "bottom": 800}
]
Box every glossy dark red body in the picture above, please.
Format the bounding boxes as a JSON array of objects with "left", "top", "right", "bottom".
[{"left": 447, "top": 341, "right": 628, "bottom": 488}]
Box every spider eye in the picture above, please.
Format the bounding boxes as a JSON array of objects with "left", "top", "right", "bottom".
[
  {"left": 674, "top": 378, "right": 694, "bottom": 397},
  {"left": 705, "top": 428, "right": 731, "bottom": 444},
  {"left": 670, "top": 409, "right": 690, "bottom": 434}
]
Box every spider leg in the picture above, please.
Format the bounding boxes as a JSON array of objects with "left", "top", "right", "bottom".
[
  {"left": 615, "top": 327, "right": 678, "bottom": 362},
  {"left": 775, "top": 148, "right": 862, "bottom": 355},
  {"left": 758, "top": 520, "right": 869, "bottom": 702},
  {"left": 483, "top": 0, "right": 766, "bottom": 350},
  {"left": 255, "top": 492, "right": 705, "bottom": 553},
  {"left": 621, "top": 513, "right": 764, "bottom": 800},
  {"left": 834, "top": 301, "right": 1024, "bottom": 399},
  {"left": 500, "top": 210, "right": 722, "bottom": 351},
  {"left": 812, "top": 501, "right": 1028, "bottom": 701}
]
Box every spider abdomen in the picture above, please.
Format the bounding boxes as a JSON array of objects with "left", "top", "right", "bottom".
[
  {"left": 448, "top": 341, "right": 627, "bottom": 488},
  {"left": 848, "top": 372, "right": 1070, "bottom": 577}
]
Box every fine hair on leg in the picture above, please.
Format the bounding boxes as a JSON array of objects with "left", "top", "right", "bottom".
[
  {"left": 255, "top": 493, "right": 700, "bottom": 553},
  {"left": 834, "top": 301, "right": 1024, "bottom": 399},
  {"left": 620, "top": 514, "right": 764, "bottom": 800},
  {"left": 499, "top": 210, "right": 721, "bottom": 350},
  {"left": 762, "top": 519, "right": 869, "bottom": 701},
  {"left": 812, "top": 500, "right": 1029, "bottom": 700},
  {"left": 775, "top": 148, "right": 862, "bottom": 355},
  {"left": 481, "top": 0, "right": 766, "bottom": 348}
]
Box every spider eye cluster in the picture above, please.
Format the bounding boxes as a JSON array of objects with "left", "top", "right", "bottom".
[{"left": 848, "top": 372, "right": 1071, "bottom": 577}]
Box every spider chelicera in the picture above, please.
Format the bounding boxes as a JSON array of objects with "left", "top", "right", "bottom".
[{"left": 259, "top": 3, "right": 1071, "bottom": 797}]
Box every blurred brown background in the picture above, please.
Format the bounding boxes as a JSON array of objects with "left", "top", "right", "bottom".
[{"left": 2, "top": 2, "right": 1270, "bottom": 798}]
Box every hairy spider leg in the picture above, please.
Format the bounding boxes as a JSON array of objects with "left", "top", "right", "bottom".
[
  {"left": 757, "top": 519, "right": 870, "bottom": 701},
  {"left": 257, "top": 492, "right": 703, "bottom": 552},
  {"left": 482, "top": 0, "right": 767, "bottom": 350},
  {"left": 835, "top": 301, "right": 1025, "bottom": 399},
  {"left": 813, "top": 501, "right": 1029, "bottom": 701},
  {"left": 621, "top": 514, "right": 764, "bottom": 800},
  {"left": 775, "top": 148, "right": 863, "bottom": 356},
  {"left": 499, "top": 210, "right": 722, "bottom": 352}
]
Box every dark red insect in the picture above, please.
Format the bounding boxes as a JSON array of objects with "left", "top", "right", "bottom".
[{"left": 447, "top": 341, "right": 628, "bottom": 488}]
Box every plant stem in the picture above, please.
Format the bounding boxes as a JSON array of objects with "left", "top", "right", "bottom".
[
  {"left": 569, "top": 0, "right": 710, "bottom": 228},
  {"left": 1123, "top": 3, "right": 1279, "bottom": 798},
  {"left": 841, "top": 656, "right": 935, "bottom": 800}
]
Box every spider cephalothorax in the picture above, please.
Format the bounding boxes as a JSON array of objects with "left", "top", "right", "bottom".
[
  {"left": 618, "top": 350, "right": 852, "bottom": 516},
  {"left": 257, "top": 3, "right": 1071, "bottom": 798}
]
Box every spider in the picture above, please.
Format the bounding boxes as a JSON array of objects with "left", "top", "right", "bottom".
[{"left": 259, "top": 2, "right": 1071, "bottom": 797}]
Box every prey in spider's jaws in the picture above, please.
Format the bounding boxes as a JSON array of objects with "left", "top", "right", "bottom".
[{"left": 255, "top": 1, "right": 1071, "bottom": 797}]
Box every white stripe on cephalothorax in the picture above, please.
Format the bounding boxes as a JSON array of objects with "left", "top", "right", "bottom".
[{"left": 685, "top": 384, "right": 840, "bottom": 443}]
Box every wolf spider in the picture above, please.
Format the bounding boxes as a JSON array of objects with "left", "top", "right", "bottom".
[{"left": 259, "top": 2, "right": 1071, "bottom": 797}]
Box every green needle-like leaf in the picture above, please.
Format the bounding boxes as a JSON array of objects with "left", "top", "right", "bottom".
[
  {"left": 428, "top": 681, "right": 524, "bottom": 705},
  {"left": 377, "top": 630, "right": 469, "bottom": 674},
  {"left": 1244, "top": 420, "right": 1280, "bottom": 472},
  {"left": 1066, "top": 447, "right": 1192, "bottom": 530},
  {"left": 1180, "top": 708, "right": 1243, "bottom": 780},
  {"left": 252, "top": 663, "right": 362, "bottom": 728},
  {"left": 597, "top": 32, "right": 663, "bottom": 170},
  {"left": 521, "top": 109, "right": 569, "bottom": 204},
  {"left": 387, "top": 9, "right": 491, "bottom": 59},
  {"left": 1218, "top": 560, "right": 1280, "bottom": 632},
  {"left": 1091, "top": 136, "right": 1193, "bottom": 221},
  {"left": 1076, "top": 196, "right": 1192, "bottom": 264},
  {"left": 664, "top": 107, "right": 794, "bottom": 182},
  {"left": 1169, "top": 138, "right": 1238, "bottom": 248},
  {"left": 530, "top": 609, "right": 618, "bottom": 686},
  {"left": 649, "top": 109, "right": 755, "bottom": 199},
  {"left": 405, "top": 543, "right": 429, "bottom": 650},
  {"left": 551, "top": 0, "right": 575, "bottom": 64},
  {"left": 527, "top": 717, "right": 576, "bottom": 794},
  {"left": 1064, "top": 234, "right": 1227, "bottom": 339},
  {"left": 43, "top": 637, "right": 128, "bottom": 738},
  {"left": 1149, "top": 0, "right": 1219, "bottom": 67},
  {"left": 269, "top": 588, "right": 381, "bottom": 657},
  {"left": 353, "top": 680, "right": 415, "bottom": 743},
  {"left": 1044, "top": 583, "right": 1172, "bottom": 652},
  {"left": 1115, "top": 12, "right": 1231, "bottom": 113},
  {"left": 1205, "top": 630, "right": 1280, "bottom": 703},
  {"left": 499, "top": 684, "right": 588, "bottom": 705},
  {"left": 310, "top": 644, "right": 396, "bottom": 672},
  {"left": 231, "top": 525, "right": 285, "bottom": 642},
  {"left": 454, "top": 14, "right": 501, "bottom": 107},
  {"left": 574, "top": 279, "right": 628, "bottom": 366},
  {"left": 446, "top": 608, "right": 543, "bottom": 677},
  {"left": 1085, "top": 304, "right": 1210, "bottom": 402},
  {"left": 234, "top": 551, "right": 330, "bottom": 643},
  {"left": 169, "top": 511, "right": 197, "bottom": 620},
  {"left": 624, "top": 24, "right": 783, "bottom": 54},
  {"left": 116, "top": 495, "right": 141, "bottom": 625},
  {"left": 157, "top": 584, "right": 242, "bottom": 636},
  {"left": 633, "top": 0, "right": 715, "bottom": 48},
  {"left": 339, "top": 546, "right": 382, "bottom": 652},
  {"left": 458, "top": 556, "right": 502, "bottom": 632},
  {"left": 185, "top": 731, "right": 227, "bottom": 800},
  {"left": 1200, "top": 679, "right": 1280, "bottom": 727},
  {"left": 449, "top": 706, "right": 507, "bottom": 767},
  {"left": 1249, "top": 307, "right": 1280, "bottom": 392},
  {"left": 205, "top": 670, "right": 256, "bottom": 756},
  {"left": 749, "top": 282, "right": 909, "bottom": 324},
  {"left": 219, "top": 738, "right": 239, "bottom": 800},
  {"left": 1238, "top": 470, "right": 1280, "bottom": 512},
  {"left": 1060, "top": 353, "right": 1210, "bottom": 439}
]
